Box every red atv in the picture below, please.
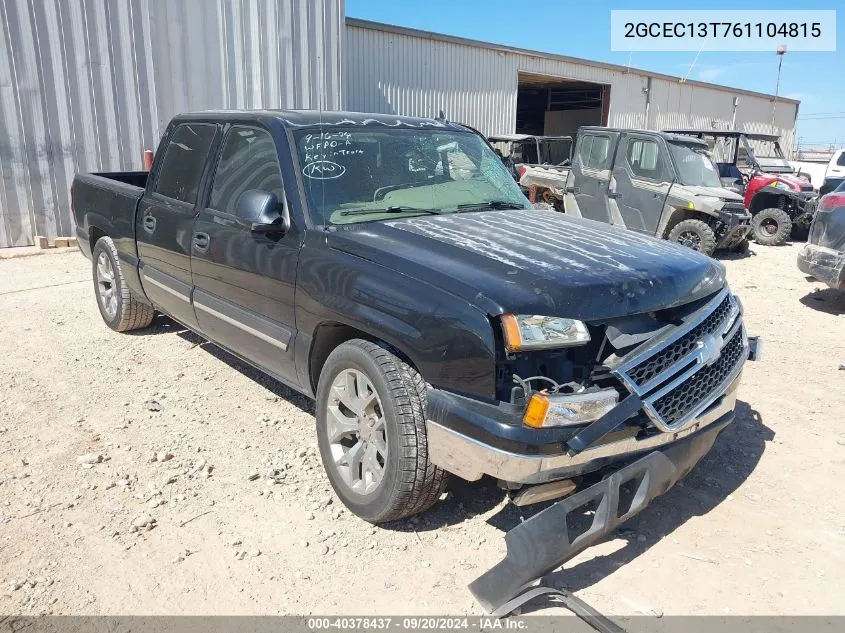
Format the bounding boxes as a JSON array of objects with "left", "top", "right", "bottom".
[{"left": 665, "top": 130, "right": 818, "bottom": 246}]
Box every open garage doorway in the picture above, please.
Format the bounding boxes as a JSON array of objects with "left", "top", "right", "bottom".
[{"left": 516, "top": 72, "right": 609, "bottom": 138}]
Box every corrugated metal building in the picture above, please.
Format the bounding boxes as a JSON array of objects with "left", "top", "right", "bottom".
[
  {"left": 0, "top": 3, "right": 799, "bottom": 248},
  {"left": 0, "top": 0, "right": 343, "bottom": 248},
  {"left": 346, "top": 18, "right": 799, "bottom": 151}
]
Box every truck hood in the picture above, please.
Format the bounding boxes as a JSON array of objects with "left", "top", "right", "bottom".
[{"left": 327, "top": 209, "right": 726, "bottom": 321}]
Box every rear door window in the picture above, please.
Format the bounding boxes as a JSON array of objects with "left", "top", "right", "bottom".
[
  {"left": 153, "top": 124, "right": 216, "bottom": 204},
  {"left": 209, "top": 127, "right": 284, "bottom": 217}
]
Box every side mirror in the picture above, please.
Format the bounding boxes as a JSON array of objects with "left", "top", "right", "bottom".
[{"left": 234, "top": 189, "right": 290, "bottom": 235}]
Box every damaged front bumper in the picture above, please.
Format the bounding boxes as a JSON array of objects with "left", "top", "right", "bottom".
[
  {"left": 797, "top": 243, "right": 845, "bottom": 289},
  {"left": 426, "top": 373, "right": 741, "bottom": 485},
  {"left": 425, "top": 288, "right": 761, "bottom": 614},
  {"left": 467, "top": 417, "right": 730, "bottom": 612}
]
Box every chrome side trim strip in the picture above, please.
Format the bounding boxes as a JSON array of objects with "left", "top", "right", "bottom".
[
  {"left": 193, "top": 296, "right": 289, "bottom": 352},
  {"left": 140, "top": 271, "right": 190, "bottom": 302}
]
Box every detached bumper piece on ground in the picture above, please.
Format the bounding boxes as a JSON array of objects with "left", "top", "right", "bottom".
[{"left": 469, "top": 417, "right": 731, "bottom": 619}]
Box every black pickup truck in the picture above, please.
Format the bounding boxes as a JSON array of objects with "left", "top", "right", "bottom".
[{"left": 72, "top": 110, "right": 759, "bottom": 611}]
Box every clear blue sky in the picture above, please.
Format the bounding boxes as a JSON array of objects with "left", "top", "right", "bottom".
[{"left": 346, "top": 0, "right": 844, "bottom": 151}]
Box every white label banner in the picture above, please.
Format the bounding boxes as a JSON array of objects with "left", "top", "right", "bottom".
[{"left": 611, "top": 10, "right": 836, "bottom": 51}]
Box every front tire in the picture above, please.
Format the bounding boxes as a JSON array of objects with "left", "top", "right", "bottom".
[
  {"left": 751, "top": 208, "right": 792, "bottom": 246},
  {"left": 315, "top": 339, "right": 448, "bottom": 523},
  {"left": 92, "top": 237, "right": 154, "bottom": 332},
  {"left": 667, "top": 219, "right": 717, "bottom": 256}
]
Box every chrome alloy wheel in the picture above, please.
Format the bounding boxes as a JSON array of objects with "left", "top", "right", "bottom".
[
  {"left": 96, "top": 251, "right": 118, "bottom": 319},
  {"left": 326, "top": 369, "right": 387, "bottom": 496}
]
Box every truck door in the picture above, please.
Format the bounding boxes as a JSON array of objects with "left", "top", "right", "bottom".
[
  {"left": 136, "top": 123, "right": 217, "bottom": 329},
  {"left": 190, "top": 124, "right": 301, "bottom": 388},
  {"left": 565, "top": 131, "right": 613, "bottom": 223},
  {"left": 610, "top": 134, "right": 672, "bottom": 235}
]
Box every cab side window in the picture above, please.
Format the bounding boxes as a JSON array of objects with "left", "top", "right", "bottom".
[
  {"left": 627, "top": 139, "right": 664, "bottom": 180},
  {"left": 153, "top": 124, "right": 216, "bottom": 204},
  {"left": 210, "top": 127, "right": 285, "bottom": 217}
]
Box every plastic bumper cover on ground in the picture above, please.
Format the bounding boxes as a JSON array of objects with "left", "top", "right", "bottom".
[
  {"left": 798, "top": 243, "right": 845, "bottom": 289},
  {"left": 468, "top": 415, "right": 731, "bottom": 613}
]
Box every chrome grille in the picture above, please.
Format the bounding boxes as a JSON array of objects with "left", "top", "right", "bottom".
[
  {"left": 626, "top": 294, "right": 734, "bottom": 389},
  {"left": 651, "top": 326, "right": 745, "bottom": 426},
  {"left": 613, "top": 288, "right": 748, "bottom": 432}
]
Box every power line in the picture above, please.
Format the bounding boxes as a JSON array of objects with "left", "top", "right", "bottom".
[
  {"left": 799, "top": 110, "right": 845, "bottom": 116},
  {"left": 797, "top": 114, "right": 845, "bottom": 121}
]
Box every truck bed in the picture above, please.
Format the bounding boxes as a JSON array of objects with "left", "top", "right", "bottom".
[
  {"left": 72, "top": 171, "right": 148, "bottom": 261},
  {"left": 518, "top": 164, "right": 570, "bottom": 194}
]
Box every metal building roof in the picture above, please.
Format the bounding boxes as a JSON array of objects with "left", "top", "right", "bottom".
[{"left": 346, "top": 18, "right": 799, "bottom": 106}]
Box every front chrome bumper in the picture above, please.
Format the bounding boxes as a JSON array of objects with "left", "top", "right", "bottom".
[{"left": 426, "top": 373, "right": 742, "bottom": 485}]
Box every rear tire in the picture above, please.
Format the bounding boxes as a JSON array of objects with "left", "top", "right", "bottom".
[
  {"left": 667, "top": 219, "right": 717, "bottom": 256},
  {"left": 315, "top": 339, "right": 448, "bottom": 523},
  {"left": 751, "top": 208, "right": 792, "bottom": 246},
  {"left": 92, "top": 237, "right": 155, "bottom": 332}
]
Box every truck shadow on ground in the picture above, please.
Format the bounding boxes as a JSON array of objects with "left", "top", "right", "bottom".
[
  {"left": 135, "top": 315, "right": 316, "bottom": 414},
  {"left": 800, "top": 287, "right": 845, "bottom": 315}
]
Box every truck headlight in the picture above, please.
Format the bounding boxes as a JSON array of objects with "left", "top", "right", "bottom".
[
  {"left": 523, "top": 389, "right": 619, "bottom": 428},
  {"left": 501, "top": 314, "right": 590, "bottom": 352}
]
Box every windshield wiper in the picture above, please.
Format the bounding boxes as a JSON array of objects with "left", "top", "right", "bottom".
[
  {"left": 338, "top": 206, "right": 442, "bottom": 217},
  {"left": 454, "top": 200, "right": 528, "bottom": 212}
]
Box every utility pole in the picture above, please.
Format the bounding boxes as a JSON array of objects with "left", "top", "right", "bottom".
[{"left": 771, "top": 45, "right": 787, "bottom": 132}]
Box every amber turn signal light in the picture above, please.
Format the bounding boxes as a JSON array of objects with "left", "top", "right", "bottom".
[
  {"left": 500, "top": 313, "right": 523, "bottom": 352},
  {"left": 523, "top": 393, "right": 550, "bottom": 428}
]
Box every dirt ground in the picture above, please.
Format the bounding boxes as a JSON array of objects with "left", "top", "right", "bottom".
[{"left": 1, "top": 242, "right": 844, "bottom": 618}]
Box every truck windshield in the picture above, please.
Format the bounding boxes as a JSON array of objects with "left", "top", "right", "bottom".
[
  {"left": 293, "top": 127, "right": 530, "bottom": 225},
  {"left": 668, "top": 142, "right": 722, "bottom": 188}
]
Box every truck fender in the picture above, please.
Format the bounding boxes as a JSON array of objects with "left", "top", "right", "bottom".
[
  {"left": 293, "top": 244, "right": 497, "bottom": 401},
  {"left": 83, "top": 211, "right": 145, "bottom": 300}
]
